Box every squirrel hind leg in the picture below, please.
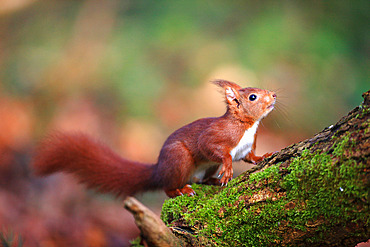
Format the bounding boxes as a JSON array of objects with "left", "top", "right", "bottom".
[
  {"left": 157, "top": 142, "right": 195, "bottom": 197},
  {"left": 165, "top": 185, "right": 195, "bottom": 198}
]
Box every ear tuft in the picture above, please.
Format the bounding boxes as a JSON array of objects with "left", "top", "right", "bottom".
[
  {"left": 212, "top": 80, "right": 241, "bottom": 106},
  {"left": 212, "top": 79, "right": 242, "bottom": 90}
]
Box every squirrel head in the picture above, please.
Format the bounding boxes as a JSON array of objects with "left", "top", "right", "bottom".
[{"left": 213, "top": 80, "right": 276, "bottom": 123}]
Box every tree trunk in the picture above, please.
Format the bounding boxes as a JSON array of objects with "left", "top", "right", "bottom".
[{"left": 159, "top": 90, "right": 369, "bottom": 247}]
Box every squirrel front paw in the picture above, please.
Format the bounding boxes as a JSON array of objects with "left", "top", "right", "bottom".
[
  {"left": 244, "top": 151, "right": 276, "bottom": 164},
  {"left": 218, "top": 167, "right": 233, "bottom": 186}
]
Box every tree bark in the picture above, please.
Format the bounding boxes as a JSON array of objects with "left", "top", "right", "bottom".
[{"left": 159, "top": 90, "right": 369, "bottom": 247}]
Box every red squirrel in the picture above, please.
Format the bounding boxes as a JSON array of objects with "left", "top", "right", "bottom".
[{"left": 32, "top": 80, "right": 276, "bottom": 198}]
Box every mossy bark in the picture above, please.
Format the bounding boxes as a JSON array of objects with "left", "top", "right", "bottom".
[{"left": 161, "top": 90, "right": 370, "bottom": 247}]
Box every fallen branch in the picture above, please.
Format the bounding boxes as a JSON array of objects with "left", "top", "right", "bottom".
[{"left": 124, "top": 197, "right": 184, "bottom": 247}]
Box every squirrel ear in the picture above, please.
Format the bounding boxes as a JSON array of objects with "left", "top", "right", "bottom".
[
  {"left": 212, "top": 80, "right": 241, "bottom": 106},
  {"left": 225, "top": 86, "right": 240, "bottom": 106}
]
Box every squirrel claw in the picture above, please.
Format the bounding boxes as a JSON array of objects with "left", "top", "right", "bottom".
[{"left": 165, "top": 184, "right": 196, "bottom": 198}]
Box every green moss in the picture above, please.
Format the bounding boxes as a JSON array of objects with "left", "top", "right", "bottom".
[
  {"left": 248, "top": 165, "right": 280, "bottom": 184},
  {"left": 358, "top": 104, "right": 370, "bottom": 118},
  {"left": 161, "top": 132, "right": 368, "bottom": 246},
  {"left": 162, "top": 168, "right": 288, "bottom": 246},
  {"left": 364, "top": 121, "right": 370, "bottom": 134},
  {"left": 282, "top": 138, "right": 365, "bottom": 228},
  {"left": 333, "top": 134, "right": 350, "bottom": 156},
  {"left": 161, "top": 183, "right": 220, "bottom": 224},
  {"left": 129, "top": 237, "right": 144, "bottom": 247}
]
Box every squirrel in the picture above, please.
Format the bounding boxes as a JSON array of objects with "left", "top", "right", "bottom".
[{"left": 32, "top": 80, "right": 276, "bottom": 198}]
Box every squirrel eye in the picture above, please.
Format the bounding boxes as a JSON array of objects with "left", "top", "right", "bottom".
[{"left": 249, "top": 94, "right": 257, "bottom": 101}]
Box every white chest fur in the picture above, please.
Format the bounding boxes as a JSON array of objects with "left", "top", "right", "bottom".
[{"left": 230, "top": 121, "right": 259, "bottom": 161}]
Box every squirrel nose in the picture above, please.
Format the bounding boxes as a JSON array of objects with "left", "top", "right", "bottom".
[{"left": 272, "top": 93, "right": 277, "bottom": 99}]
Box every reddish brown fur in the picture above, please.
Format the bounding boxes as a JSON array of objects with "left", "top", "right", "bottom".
[
  {"left": 33, "top": 132, "right": 159, "bottom": 197},
  {"left": 32, "top": 80, "right": 276, "bottom": 198}
]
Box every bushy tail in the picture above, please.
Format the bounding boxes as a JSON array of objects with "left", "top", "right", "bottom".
[{"left": 32, "top": 132, "right": 160, "bottom": 197}]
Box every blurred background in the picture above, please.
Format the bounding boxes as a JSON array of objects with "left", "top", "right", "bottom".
[{"left": 0, "top": 0, "right": 368, "bottom": 246}]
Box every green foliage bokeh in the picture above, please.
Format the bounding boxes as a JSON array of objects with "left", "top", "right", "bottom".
[{"left": 1, "top": 0, "right": 369, "bottom": 131}]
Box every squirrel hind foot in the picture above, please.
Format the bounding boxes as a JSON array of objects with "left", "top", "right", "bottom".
[{"left": 165, "top": 184, "right": 196, "bottom": 198}]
